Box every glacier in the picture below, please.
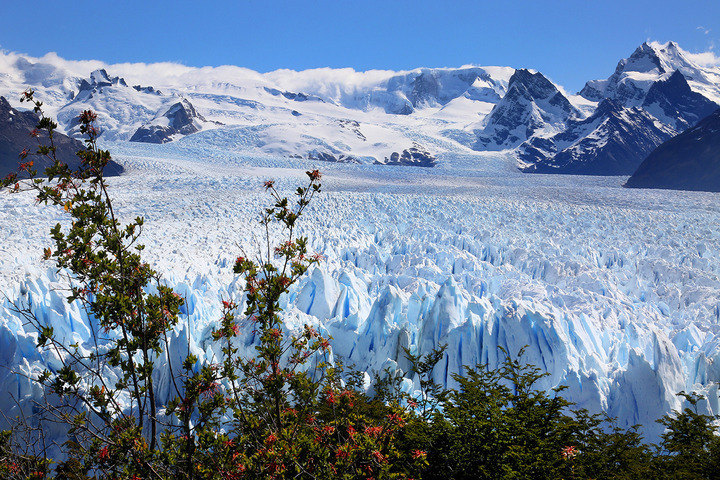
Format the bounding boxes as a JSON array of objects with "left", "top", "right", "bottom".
[
  {"left": 1, "top": 41, "right": 720, "bottom": 444},
  {"left": 2, "top": 141, "right": 720, "bottom": 442}
]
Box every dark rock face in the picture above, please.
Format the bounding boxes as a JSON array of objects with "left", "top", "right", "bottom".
[
  {"left": 474, "top": 69, "right": 578, "bottom": 150},
  {"left": 264, "top": 87, "right": 324, "bottom": 103},
  {"left": 0, "top": 96, "right": 123, "bottom": 177},
  {"left": 77, "top": 69, "right": 129, "bottom": 95},
  {"left": 625, "top": 108, "right": 720, "bottom": 192},
  {"left": 641, "top": 70, "right": 718, "bottom": 131},
  {"left": 306, "top": 151, "right": 359, "bottom": 163},
  {"left": 130, "top": 99, "right": 205, "bottom": 144},
  {"left": 133, "top": 85, "right": 162, "bottom": 95},
  {"left": 408, "top": 71, "right": 441, "bottom": 107},
  {"left": 376, "top": 145, "right": 437, "bottom": 167},
  {"left": 521, "top": 99, "right": 673, "bottom": 175}
]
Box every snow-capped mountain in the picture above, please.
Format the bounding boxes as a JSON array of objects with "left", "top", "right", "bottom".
[
  {"left": 520, "top": 42, "right": 720, "bottom": 175},
  {"left": 130, "top": 98, "right": 212, "bottom": 144},
  {"left": 520, "top": 99, "right": 674, "bottom": 175},
  {"left": 472, "top": 69, "right": 580, "bottom": 151},
  {"left": 0, "top": 54, "right": 517, "bottom": 164},
  {"left": 626, "top": 107, "right": 720, "bottom": 191},
  {"left": 0, "top": 42, "right": 718, "bottom": 175},
  {"left": 580, "top": 41, "right": 720, "bottom": 106},
  {"left": 640, "top": 70, "right": 719, "bottom": 132}
]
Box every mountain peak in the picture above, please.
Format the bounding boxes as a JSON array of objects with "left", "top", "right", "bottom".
[
  {"left": 580, "top": 41, "right": 711, "bottom": 104},
  {"left": 79, "top": 68, "right": 128, "bottom": 93}
]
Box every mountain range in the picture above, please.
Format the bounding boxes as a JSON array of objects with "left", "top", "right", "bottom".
[{"left": 0, "top": 41, "right": 718, "bottom": 180}]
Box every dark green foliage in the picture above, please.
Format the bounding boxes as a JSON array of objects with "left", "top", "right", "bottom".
[{"left": 654, "top": 392, "right": 720, "bottom": 480}]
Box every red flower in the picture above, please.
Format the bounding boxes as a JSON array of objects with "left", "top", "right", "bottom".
[
  {"left": 411, "top": 449, "right": 427, "bottom": 460},
  {"left": 264, "top": 180, "right": 275, "bottom": 189},
  {"left": 386, "top": 412, "right": 405, "bottom": 427},
  {"left": 98, "top": 446, "right": 109, "bottom": 460},
  {"left": 307, "top": 169, "right": 321, "bottom": 181},
  {"left": 561, "top": 445, "right": 577, "bottom": 459}
]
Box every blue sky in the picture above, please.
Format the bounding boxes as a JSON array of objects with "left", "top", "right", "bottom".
[{"left": 1, "top": 1, "right": 718, "bottom": 92}]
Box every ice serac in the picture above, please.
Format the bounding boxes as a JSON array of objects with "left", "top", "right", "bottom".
[
  {"left": 130, "top": 99, "right": 209, "bottom": 144},
  {"left": 474, "top": 69, "right": 578, "bottom": 151},
  {"left": 520, "top": 99, "right": 673, "bottom": 175},
  {"left": 0, "top": 96, "right": 123, "bottom": 177},
  {"left": 625, "top": 107, "right": 720, "bottom": 192}
]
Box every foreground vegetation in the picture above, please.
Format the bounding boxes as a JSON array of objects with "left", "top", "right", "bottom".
[{"left": 1, "top": 94, "right": 719, "bottom": 479}]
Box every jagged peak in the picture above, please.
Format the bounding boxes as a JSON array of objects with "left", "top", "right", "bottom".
[
  {"left": 593, "top": 98, "right": 624, "bottom": 116},
  {"left": 78, "top": 68, "right": 128, "bottom": 92},
  {"left": 505, "top": 68, "right": 560, "bottom": 100},
  {"left": 624, "top": 41, "right": 699, "bottom": 76},
  {"left": 89, "top": 68, "right": 112, "bottom": 84}
]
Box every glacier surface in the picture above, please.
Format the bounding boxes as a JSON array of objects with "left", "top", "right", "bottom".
[{"left": 2, "top": 140, "right": 720, "bottom": 440}]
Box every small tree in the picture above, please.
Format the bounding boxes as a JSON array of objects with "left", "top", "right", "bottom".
[{"left": 655, "top": 392, "right": 720, "bottom": 479}]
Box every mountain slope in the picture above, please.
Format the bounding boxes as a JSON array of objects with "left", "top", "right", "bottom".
[
  {"left": 473, "top": 69, "right": 579, "bottom": 150},
  {"left": 641, "top": 70, "right": 719, "bottom": 131},
  {"left": 0, "top": 96, "right": 123, "bottom": 177},
  {"left": 625, "top": 108, "right": 720, "bottom": 191},
  {"left": 520, "top": 99, "right": 673, "bottom": 175},
  {"left": 130, "top": 99, "right": 212, "bottom": 144}
]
